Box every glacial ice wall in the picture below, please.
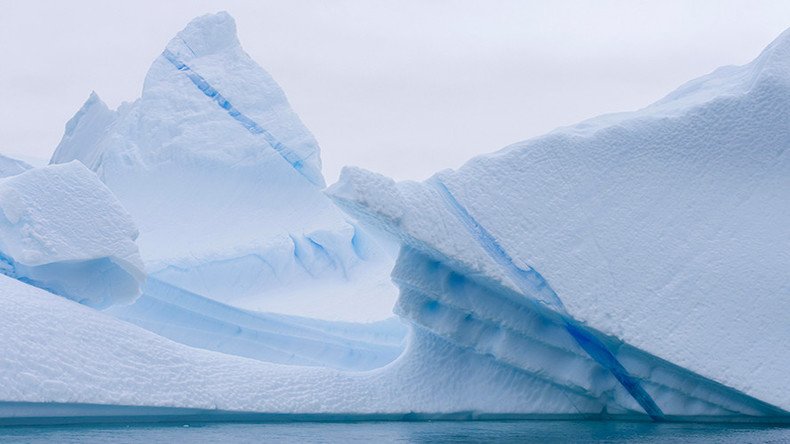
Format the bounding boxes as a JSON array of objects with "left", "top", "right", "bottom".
[{"left": 0, "top": 162, "right": 144, "bottom": 308}]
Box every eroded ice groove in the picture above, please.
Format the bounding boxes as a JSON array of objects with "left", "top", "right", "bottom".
[
  {"left": 161, "top": 48, "right": 320, "bottom": 186},
  {"left": 392, "top": 247, "right": 786, "bottom": 419},
  {"left": 109, "top": 277, "right": 405, "bottom": 371},
  {"left": 428, "top": 177, "right": 664, "bottom": 420}
]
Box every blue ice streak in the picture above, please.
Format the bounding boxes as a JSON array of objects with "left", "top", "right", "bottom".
[
  {"left": 161, "top": 49, "right": 318, "bottom": 186},
  {"left": 429, "top": 177, "right": 665, "bottom": 421}
]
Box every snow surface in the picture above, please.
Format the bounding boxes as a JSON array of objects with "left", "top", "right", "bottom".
[
  {"left": 329, "top": 29, "right": 790, "bottom": 412},
  {"left": 1, "top": 270, "right": 776, "bottom": 421},
  {"left": 0, "top": 162, "right": 144, "bottom": 308},
  {"left": 0, "top": 274, "right": 598, "bottom": 416},
  {"left": 50, "top": 12, "right": 397, "bottom": 322}
]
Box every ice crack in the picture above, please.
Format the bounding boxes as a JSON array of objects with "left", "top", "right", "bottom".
[
  {"left": 161, "top": 49, "right": 320, "bottom": 186},
  {"left": 429, "top": 176, "right": 665, "bottom": 421}
]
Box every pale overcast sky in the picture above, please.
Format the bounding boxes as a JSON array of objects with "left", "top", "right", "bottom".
[{"left": 1, "top": 1, "right": 789, "bottom": 182}]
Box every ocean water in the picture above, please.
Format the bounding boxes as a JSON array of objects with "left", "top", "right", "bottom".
[{"left": 0, "top": 421, "right": 787, "bottom": 443}]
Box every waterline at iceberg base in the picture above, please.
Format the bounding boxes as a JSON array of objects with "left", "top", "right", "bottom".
[{"left": 0, "top": 12, "right": 787, "bottom": 426}]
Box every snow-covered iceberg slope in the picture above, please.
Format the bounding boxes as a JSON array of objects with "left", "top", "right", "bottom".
[
  {"left": 0, "top": 273, "right": 603, "bottom": 421},
  {"left": 329, "top": 29, "right": 790, "bottom": 417},
  {"left": 0, "top": 271, "right": 782, "bottom": 424},
  {"left": 0, "top": 154, "right": 31, "bottom": 178},
  {"left": 50, "top": 12, "right": 397, "bottom": 323},
  {"left": 0, "top": 162, "right": 144, "bottom": 308}
]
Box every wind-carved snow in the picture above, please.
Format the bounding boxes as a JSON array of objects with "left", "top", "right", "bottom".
[
  {"left": 0, "top": 162, "right": 144, "bottom": 308},
  {"left": 329, "top": 28, "right": 790, "bottom": 417}
]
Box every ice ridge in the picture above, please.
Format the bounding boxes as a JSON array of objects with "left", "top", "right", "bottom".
[
  {"left": 0, "top": 154, "right": 32, "bottom": 179},
  {"left": 161, "top": 48, "right": 321, "bottom": 186},
  {"left": 429, "top": 177, "right": 665, "bottom": 421}
]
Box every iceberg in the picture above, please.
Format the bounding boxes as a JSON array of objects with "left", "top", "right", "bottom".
[
  {"left": 50, "top": 12, "right": 397, "bottom": 324},
  {"left": 0, "top": 161, "right": 144, "bottom": 308},
  {"left": 0, "top": 12, "right": 786, "bottom": 425},
  {"left": 47, "top": 12, "right": 402, "bottom": 372},
  {"left": 328, "top": 29, "right": 790, "bottom": 417}
]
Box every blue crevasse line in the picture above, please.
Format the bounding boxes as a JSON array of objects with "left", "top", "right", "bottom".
[
  {"left": 428, "top": 179, "right": 565, "bottom": 311},
  {"left": 161, "top": 49, "right": 320, "bottom": 186},
  {"left": 428, "top": 177, "right": 665, "bottom": 421},
  {"left": 0, "top": 252, "right": 16, "bottom": 278}
]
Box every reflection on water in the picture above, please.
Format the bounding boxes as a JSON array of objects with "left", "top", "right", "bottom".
[{"left": 0, "top": 420, "right": 787, "bottom": 443}]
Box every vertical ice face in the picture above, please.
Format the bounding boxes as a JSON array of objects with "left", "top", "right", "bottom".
[
  {"left": 50, "top": 92, "right": 117, "bottom": 170},
  {"left": 328, "top": 28, "right": 790, "bottom": 415},
  {"left": 51, "top": 12, "right": 397, "bottom": 323},
  {"left": 0, "top": 162, "right": 144, "bottom": 308}
]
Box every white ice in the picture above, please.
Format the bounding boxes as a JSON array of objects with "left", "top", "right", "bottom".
[
  {"left": 0, "top": 162, "right": 144, "bottom": 308},
  {"left": 0, "top": 12, "right": 787, "bottom": 423}
]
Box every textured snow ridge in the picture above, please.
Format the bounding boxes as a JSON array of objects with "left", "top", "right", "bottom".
[
  {"left": 329, "top": 28, "right": 790, "bottom": 416},
  {"left": 108, "top": 277, "right": 406, "bottom": 371},
  {"left": 0, "top": 154, "right": 32, "bottom": 179},
  {"left": 0, "top": 162, "right": 144, "bottom": 308},
  {"left": 50, "top": 12, "right": 397, "bottom": 322}
]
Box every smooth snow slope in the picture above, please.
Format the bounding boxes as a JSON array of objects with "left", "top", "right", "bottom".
[
  {"left": 106, "top": 277, "right": 406, "bottom": 371},
  {"left": 50, "top": 12, "right": 397, "bottom": 322},
  {"left": 329, "top": 29, "right": 790, "bottom": 412},
  {"left": 0, "top": 162, "right": 144, "bottom": 308}
]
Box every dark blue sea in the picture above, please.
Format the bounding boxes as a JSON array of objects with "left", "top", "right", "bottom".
[{"left": 0, "top": 420, "right": 787, "bottom": 443}]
